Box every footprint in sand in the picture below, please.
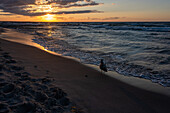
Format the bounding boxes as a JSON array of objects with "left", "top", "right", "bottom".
[
  {"left": 12, "top": 102, "right": 36, "bottom": 113},
  {"left": 2, "top": 53, "right": 12, "bottom": 59},
  {"left": 0, "top": 103, "right": 10, "bottom": 113},
  {"left": 0, "top": 50, "right": 83, "bottom": 112},
  {"left": 0, "top": 73, "right": 4, "bottom": 76},
  {"left": 10, "top": 65, "right": 24, "bottom": 71},
  {"left": 5, "top": 59, "right": 17, "bottom": 64},
  {"left": 2, "top": 83, "right": 15, "bottom": 94}
]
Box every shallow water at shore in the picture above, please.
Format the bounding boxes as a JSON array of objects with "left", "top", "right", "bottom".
[{"left": 0, "top": 22, "right": 170, "bottom": 87}]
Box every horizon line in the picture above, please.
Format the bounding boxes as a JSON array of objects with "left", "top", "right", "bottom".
[{"left": 0, "top": 21, "right": 170, "bottom": 23}]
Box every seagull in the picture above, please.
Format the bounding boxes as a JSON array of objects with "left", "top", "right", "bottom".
[{"left": 99, "top": 59, "right": 107, "bottom": 74}]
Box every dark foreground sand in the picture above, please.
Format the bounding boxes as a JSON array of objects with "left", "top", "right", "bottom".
[
  {"left": 0, "top": 38, "right": 170, "bottom": 113},
  {"left": 0, "top": 39, "right": 81, "bottom": 112}
]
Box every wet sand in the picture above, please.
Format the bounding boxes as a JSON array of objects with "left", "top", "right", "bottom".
[{"left": 0, "top": 38, "right": 170, "bottom": 113}]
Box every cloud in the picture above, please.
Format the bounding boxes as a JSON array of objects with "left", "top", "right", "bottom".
[
  {"left": 56, "top": 16, "right": 74, "bottom": 20},
  {"left": 0, "top": 0, "right": 103, "bottom": 16},
  {"left": 0, "top": 0, "right": 35, "bottom": 7},
  {"left": 87, "top": 17, "right": 125, "bottom": 20},
  {"left": 37, "top": 0, "right": 94, "bottom": 5},
  {"left": 28, "top": 10, "right": 102, "bottom": 16},
  {"left": 56, "top": 1, "right": 103, "bottom": 8},
  {"left": 55, "top": 16, "right": 126, "bottom": 21},
  {"left": 102, "top": 17, "right": 120, "bottom": 20},
  {"left": 42, "top": 0, "right": 84, "bottom": 5},
  {"left": 0, "top": 14, "right": 13, "bottom": 15},
  {"left": 54, "top": 10, "right": 102, "bottom": 14}
]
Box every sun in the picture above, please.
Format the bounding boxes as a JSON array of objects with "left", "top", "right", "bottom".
[
  {"left": 45, "top": 14, "right": 54, "bottom": 21},
  {"left": 43, "top": 14, "right": 55, "bottom": 21}
]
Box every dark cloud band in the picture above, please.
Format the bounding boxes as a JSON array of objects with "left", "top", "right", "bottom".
[
  {"left": 29, "top": 10, "right": 103, "bottom": 16},
  {"left": 0, "top": 0, "right": 103, "bottom": 16}
]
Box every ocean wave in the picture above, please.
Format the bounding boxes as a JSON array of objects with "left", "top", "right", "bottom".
[
  {"left": 32, "top": 34, "right": 170, "bottom": 87},
  {"left": 1, "top": 22, "right": 170, "bottom": 87}
]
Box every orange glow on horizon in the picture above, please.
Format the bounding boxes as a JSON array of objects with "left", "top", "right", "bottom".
[
  {"left": 0, "top": 0, "right": 170, "bottom": 22},
  {"left": 42, "top": 14, "right": 56, "bottom": 22}
]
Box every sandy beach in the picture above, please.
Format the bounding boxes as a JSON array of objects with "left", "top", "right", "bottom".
[{"left": 0, "top": 36, "right": 170, "bottom": 113}]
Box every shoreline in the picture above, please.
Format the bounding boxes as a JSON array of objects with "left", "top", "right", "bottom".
[
  {"left": 1, "top": 35, "right": 170, "bottom": 112},
  {"left": 1, "top": 28, "right": 170, "bottom": 96},
  {"left": 87, "top": 64, "right": 170, "bottom": 96}
]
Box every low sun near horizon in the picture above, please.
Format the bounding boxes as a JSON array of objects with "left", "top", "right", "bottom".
[
  {"left": 42, "top": 14, "right": 56, "bottom": 22},
  {"left": 0, "top": 0, "right": 170, "bottom": 22}
]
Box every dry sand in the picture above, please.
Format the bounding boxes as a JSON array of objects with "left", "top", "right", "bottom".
[
  {"left": 0, "top": 38, "right": 170, "bottom": 113},
  {"left": 0, "top": 40, "right": 81, "bottom": 113}
]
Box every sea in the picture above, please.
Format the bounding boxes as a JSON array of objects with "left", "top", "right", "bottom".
[{"left": 0, "top": 22, "right": 170, "bottom": 87}]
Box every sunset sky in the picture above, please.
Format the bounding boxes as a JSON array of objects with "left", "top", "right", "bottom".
[{"left": 0, "top": 0, "right": 170, "bottom": 22}]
